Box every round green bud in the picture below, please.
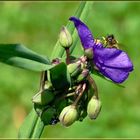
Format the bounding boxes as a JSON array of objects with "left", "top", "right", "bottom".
[
  {"left": 59, "top": 105, "right": 78, "bottom": 127},
  {"left": 87, "top": 96, "right": 102, "bottom": 119},
  {"left": 67, "top": 62, "right": 81, "bottom": 77},
  {"left": 76, "top": 69, "right": 89, "bottom": 83},
  {"left": 84, "top": 48, "right": 93, "bottom": 59},
  {"left": 59, "top": 26, "right": 73, "bottom": 48}
]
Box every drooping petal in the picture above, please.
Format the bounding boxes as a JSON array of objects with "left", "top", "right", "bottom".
[
  {"left": 93, "top": 47, "right": 133, "bottom": 83},
  {"left": 100, "top": 67, "right": 129, "bottom": 83},
  {"left": 69, "top": 17, "right": 94, "bottom": 49},
  {"left": 94, "top": 47, "right": 133, "bottom": 70}
]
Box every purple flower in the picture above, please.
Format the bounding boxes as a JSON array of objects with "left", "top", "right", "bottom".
[{"left": 69, "top": 16, "right": 133, "bottom": 83}]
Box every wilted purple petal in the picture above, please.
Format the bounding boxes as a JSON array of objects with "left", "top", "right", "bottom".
[
  {"left": 69, "top": 17, "right": 94, "bottom": 49},
  {"left": 93, "top": 47, "right": 133, "bottom": 83}
]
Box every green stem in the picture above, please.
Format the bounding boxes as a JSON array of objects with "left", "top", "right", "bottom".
[
  {"left": 66, "top": 48, "right": 70, "bottom": 64},
  {"left": 87, "top": 75, "right": 99, "bottom": 99}
]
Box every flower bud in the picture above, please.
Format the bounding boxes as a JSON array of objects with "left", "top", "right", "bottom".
[
  {"left": 87, "top": 96, "right": 102, "bottom": 119},
  {"left": 84, "top": 48, "right": 93, "bottom": 59},
  {"left": 59, "top": 105, "right": 78, "bottom": 127},
  {"left": 67, "top": 62, "right": 81, "bottom": 77},
  {"left": 76, "top": 69, "right": 89, "bottom": 83},
  {"left": 59, "top": 26, "right": 73, "bottom": 48}
]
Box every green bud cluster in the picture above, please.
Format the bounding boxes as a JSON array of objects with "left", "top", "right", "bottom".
[{"left": 32, "top": 26, "right": 103, "bottom": 128}]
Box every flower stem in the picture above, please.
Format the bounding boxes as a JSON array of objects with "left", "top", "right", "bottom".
[
  {"left": 39, "top": 71, "right": 46, "bottom": 92},
  {"left": 87, "top": 75, "right": 99, "bottom": 99},
  {"left": 65, "top": 48, "right": 70, "bottom": 64},
  {"left": 73, "top": 83, "right": 86, "bottom": 106}
]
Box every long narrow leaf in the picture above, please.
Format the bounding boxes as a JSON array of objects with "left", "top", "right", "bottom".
[
  {"left": 0, "top": 44, "right": 53, "bottom": 71},
  {"left": 30, "top": 117, "right": 45, "bottom": 138},
  {"left": 18, "top": 109, "right": 38, "bottom": 138}
]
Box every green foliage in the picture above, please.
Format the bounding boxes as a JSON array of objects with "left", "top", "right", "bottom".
[
  {"left": 18, "top": 108, "right": 46, "bottom": 138},
  {"left": 41, "top": 107, "right": 56, "bottom": 125},
  {"left": 0, "top": 1, "right": 139, "bottom": 139},
  {"left": 0, "top": 44, "right": 52, "bottom": 71},
  {"left": 30, "top": 116, "right": 44, "bottom": 138},
  {"left": 18, "top": 109, "right": 39, "bottom": 138},
  {"left": 32, "top": 89, "right": 55, "bottom": 105},
  {"left": 50, "top": 62, "right": 71, "bottom": 90}
]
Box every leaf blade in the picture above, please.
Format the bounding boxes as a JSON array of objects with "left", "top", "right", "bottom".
[
  {"left": 0, "top": 44, "right": 53, "bottom": 71},
  {"left": 18, "top": 109, "right": 38, "bottom": 138},
  {"left": 50, "top": 62, "right": 71, "bottom": 90},
  {"left": 30, "top": 117, "right": 45, "bottom": 138}
]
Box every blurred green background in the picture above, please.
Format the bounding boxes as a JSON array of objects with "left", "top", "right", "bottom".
[{"left": 0, "top": 1, "right": 139, "bottom": 138}]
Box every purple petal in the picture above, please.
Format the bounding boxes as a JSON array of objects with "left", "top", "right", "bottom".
[
  {"left": 69, "top": 16, "right": 133, "bottom": 83},
  {"left": 94, "top": 47, "right": 133, "bottom": 70},
  {"left": 100, "top": 67, "right": 129, "bottom": 83},
  {"left": 93, "top": 40, "right": 104, "bottom": 49},
  {"left": 93, "top": 47, "right": 133, "bottom": 83},
  {"left": 69, "top": 17, "right": 94, "bottom": 49}
]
